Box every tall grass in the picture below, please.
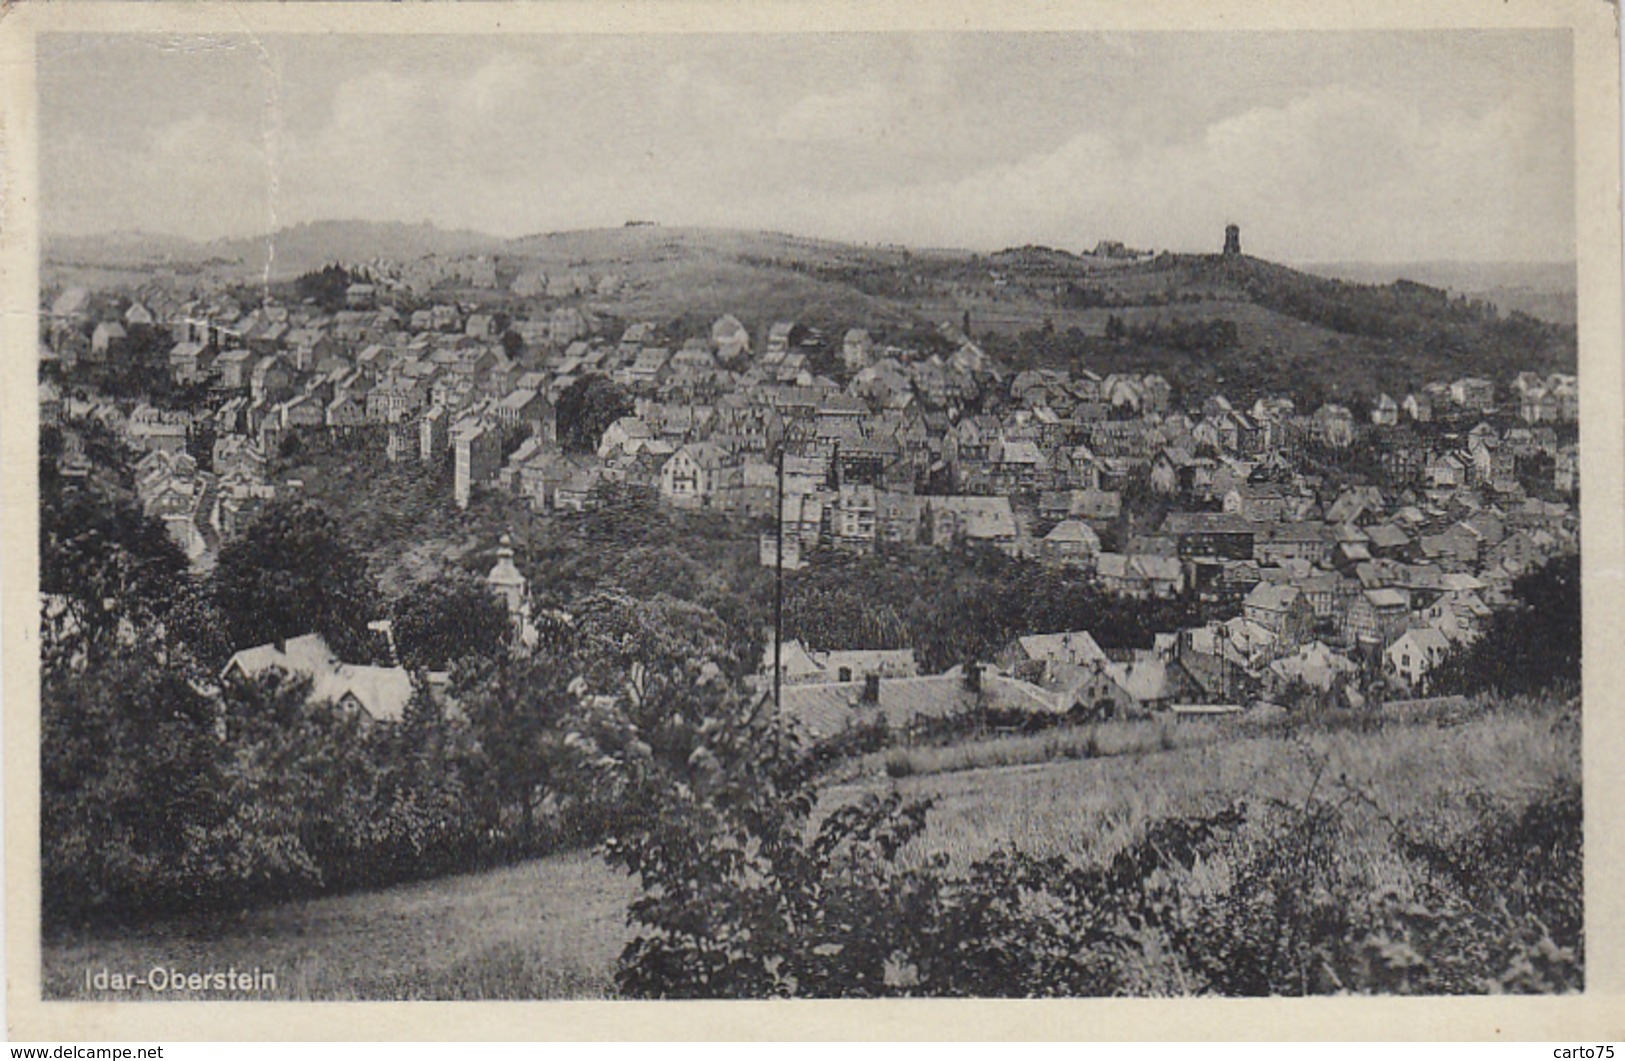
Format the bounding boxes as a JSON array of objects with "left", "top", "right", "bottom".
[
  {"left": 831, "top": 695, "right": 1579, "bottom": 872},
  {"left": 44, "top": 696, "right": 1578, "bottom": 999},
  {"left": 860, "top": 717, "right": 1223, "bottom": 780}
]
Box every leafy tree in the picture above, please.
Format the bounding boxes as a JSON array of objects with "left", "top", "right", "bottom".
[
  {"left": 370, "top": 680, "right": 484, "bottom": 879},
  {"left": 500, "top": 329, "right": 524, "bottom": 361},
  {"left": 213, "top": 498, "right": 379, "bottom": 660},
  {"left": 1433, "top": 554, "right": 1580, "bottom": 695},
  {"left": 456, "top": 643, "right": 585, "bottom": 848},
  {"left": 390, "top": 570, "right": 512, "bottom": 671},
  {"left": 556, "top": 374, "right": 634, "bottom": 454},
  {"left": 202, "top": 669, "right": 383, "bottom": 901},
  {"left": 585, "top": 643, "right": 1254, "bottom": 998},
  {"left": 39, "top": 424, "right": 194, "bottom": 676},
  {"left": 294, "top": 264, "right": 360, "bottom": 313},
  {"left": 42, "top": 639, "right": 222, "bottom": 921}
]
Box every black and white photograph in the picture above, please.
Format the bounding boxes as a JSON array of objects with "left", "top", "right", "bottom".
[{"left": 6, "top": 2, "right": 1620, "bottom": 1035}]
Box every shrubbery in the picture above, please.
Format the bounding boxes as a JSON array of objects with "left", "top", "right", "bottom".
[
  {"left": 1433, "top": 554, "right": 1580, "bottom": 697},
  {"left": 604, "top": 725, "right": 1582, "bottom": 997}
]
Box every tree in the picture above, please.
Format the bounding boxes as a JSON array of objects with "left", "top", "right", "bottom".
[
  {"left": 500, "top": 329, "right": 525, "bottom": 361},
  {"left": 455, "top": 644, "right": 583, "bottom": 848},
  {"left": 582, "top": 625, "right": 1248, "bottom": 998},
  {"left": 390, "top": 570, "right": 512, "bottom": 671},
  {"left": 370, "top": 679, "right": 484, "bottom": 880},
  {"left": 294, "top": 264, "right": 359, "bottom": 313},
  {"left": 213, "top": 498, "right": 379, "bottom": 660},
  {"left": 556, "top": 374, "right": 633, "bottom": 454},
  {"left": 205, "top": 668, "right": 384, "bottom": 901},
  {"left": 39, "top": 424, "right": 196, "bottom": 676},
  {"left": 42, "top": 639, "right": 222, "bottom": 921},
  {"left": 1433, "top": 554, "right": 1580, "bottom": 696}
]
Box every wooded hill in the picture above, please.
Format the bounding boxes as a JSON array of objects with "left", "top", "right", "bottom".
[{"left": 46, "top": 221, "right": 1576, "bottom": 403}]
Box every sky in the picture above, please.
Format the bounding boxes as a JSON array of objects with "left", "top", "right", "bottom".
[{"left": 38, "top": 31, "right": 1576, "bottom": 263}]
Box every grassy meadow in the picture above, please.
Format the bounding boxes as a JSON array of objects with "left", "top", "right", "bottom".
[
  {"left": 854, "top": 716, "right": 1213, "bottom": 782},
  {"left": 827, "top": 696, "right": 1576, "bottom": 870},
  {"left": 43, "top": 852, "right": 635, "bottom": 1001},
  {"left": 42, "top": 695, "right": 1578, "bottom": 1000}
]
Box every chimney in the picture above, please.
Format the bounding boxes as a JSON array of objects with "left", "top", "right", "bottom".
[
  {"left": 861, "top": 672, "right": 881, "bottom": 705},
  {"left": 963, "top": 661, "right": 983, "bottom": 693}
]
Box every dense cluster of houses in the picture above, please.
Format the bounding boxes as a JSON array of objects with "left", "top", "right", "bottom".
[
  {"left": 45, "top": 388, "right": 286, "bottom": 572},
  {"left": 764, "top": 543, "right": 1525, "bottom": 738},
  {"left": 127, "top": 434, "right": 283, "bottom": 571},
  {"left": 41, "top": 270, "right": 1580, "bottom": 726}
]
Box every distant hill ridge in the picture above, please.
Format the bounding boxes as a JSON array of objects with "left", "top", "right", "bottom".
[
  {"left": 44, "top": 217, "right": 1572, "bottom": 295},
  {"left": 44, "top": 219, "right": 1576, "bottom": 389},
  {"left": 45, "top": 220, "right": 505, "bottom": 274}
]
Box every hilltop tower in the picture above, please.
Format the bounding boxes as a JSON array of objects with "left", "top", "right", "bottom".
[{"left": 1223, "top": 224, "right": 1241, "bottom": 257}]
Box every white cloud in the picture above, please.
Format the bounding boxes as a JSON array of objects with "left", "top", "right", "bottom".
[
  {"left": 773, "top": 82, "right": 905, "bottom": 144},
  {"left": 40, "top": 35, "right": 1575, "bottom": 263},
  {"left": 753, "top": 84, "right": 1573, "bottom": 260}
]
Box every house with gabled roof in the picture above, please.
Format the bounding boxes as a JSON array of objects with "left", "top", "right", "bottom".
[
  {"left": 1096, "top": 552, "right": 1183, "bottom": 599},
  {"left": 214, "top": 348, "right": 259, "bottom": 390},
  {"left": 711, "top": 314, "right": 752, "bottom": 362},
  {"left": 1243, "top": 582, "right": 1314, "bottom": 643},
  {"left": 167, "top": 341, "right": 213, "bottom": 385},
  {"left": 1309, "top": 403, "right": 1356, "bottom": 448},
  {"left": 841, "top": 328, "right": 872, "bottom": 369},
  {"left": 1403, "top": 392, "right": 1433, "bottom": 423},
  {"left": 1268, "top": 640, "right": 1357, "bottom": 693},
  {"left": 659, "top": 442, "right": 727, "bottom": 510},
  {"left": 221, "top": 632, "right": 419, "bottom": 725},
  {"left": 1346, "top": 587, "right": 1412, "bottom": 646},
  {"left": 1040, "top": 519, "right": 1101, "bottom": 566},
  {"left": 923, "top": 496, "right": 1018, "bottom": 550},
  {"left": 1370, "top": 393, "right": 1400, "bottom": 426},
  {"left": 1385, "top": 626, "right": 1453, "bottom": 692},
  {"left": 90, "top": 321, "right": 128, "bottom": 361},
  {"left": 998, "top": 630, "right": 1108, "bottom": 672}
]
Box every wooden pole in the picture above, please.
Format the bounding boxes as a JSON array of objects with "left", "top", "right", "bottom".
[{"left": 774, "top": 441, "right": 785, "bottom": 709}]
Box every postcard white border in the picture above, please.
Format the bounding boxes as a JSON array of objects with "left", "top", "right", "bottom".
[{"left": 2, "top": 0, "right": 1620, "bottom": 1041}]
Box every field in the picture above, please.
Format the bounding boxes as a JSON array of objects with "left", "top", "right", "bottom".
[
  {"left": 41, "top": 696, "right": 1578, "bottom": 1000},
  {"left": 43, "top": 852, "right": 636, "bottom": 1001},
  {"left": 827, "top": 697, "right": 1576, "bottom": 870}
]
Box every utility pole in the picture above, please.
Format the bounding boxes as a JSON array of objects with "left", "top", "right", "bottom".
[{"left": 774, "top": 440, "right": 786, "bottom": 709}]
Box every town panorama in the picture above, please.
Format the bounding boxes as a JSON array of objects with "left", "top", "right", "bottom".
[{"left": 40, "top": 218, "right": 1582, "bottom": 999}]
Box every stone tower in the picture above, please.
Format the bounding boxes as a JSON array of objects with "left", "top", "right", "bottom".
[{"left": 1223, "top": 224, "right": 1241, "bottom": 257}]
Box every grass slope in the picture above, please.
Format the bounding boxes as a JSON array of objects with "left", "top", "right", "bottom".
[
  {"left": 825, "top": 698, "right": 1576, "bottom": 870},
  {"left": 44, "top": 852, "right": 635, "bottom": 1001},
  {"left": 42, "top": 697, "right": 1575, "bottom": 1000}
]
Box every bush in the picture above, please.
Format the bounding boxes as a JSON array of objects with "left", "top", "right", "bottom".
[
  {"left": 1433, "top": 555, "right": 1579, "bottom": 697},
  {"left": 603, "top": 695, "right": 1583, "bottom": 998}
]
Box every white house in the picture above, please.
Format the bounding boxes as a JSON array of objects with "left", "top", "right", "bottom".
[
  {"left": 221, "top": 632, "right": 416, "bottom": 724},
  {"left": 1385, "top": 626, "right": 1454, "bottom": 692},
  {"left": 659, "top": 443, "right": 726, "bottom": 509}
]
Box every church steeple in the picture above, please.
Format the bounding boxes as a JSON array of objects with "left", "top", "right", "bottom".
[{"left": 486, "top": 534, "right": 527, "bottom": 616}]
